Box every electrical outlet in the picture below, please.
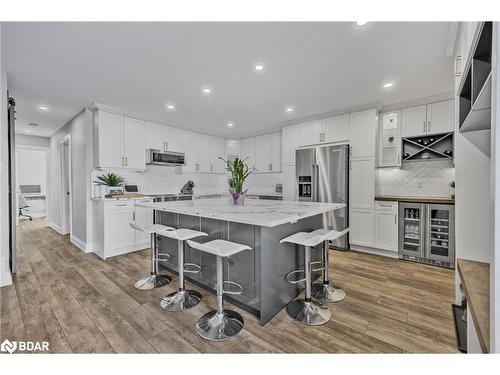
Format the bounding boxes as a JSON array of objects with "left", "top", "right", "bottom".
[{"left": 417, "top": 182, "right": 424, "bottom": 189}]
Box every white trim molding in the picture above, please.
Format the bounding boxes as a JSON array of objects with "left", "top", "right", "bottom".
[
  {"left": 70, "top": 235, "right": 93, "bottom": 253},
  {"left": 48, "top": 221, "right": 63, "bottom": 235},
  {"left": 0, "top": 256, "right": 12, "bottom": 287}
]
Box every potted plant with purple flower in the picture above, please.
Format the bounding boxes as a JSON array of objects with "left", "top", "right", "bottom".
[{"left": 219, "top": 157, "right": 254, "bottom": 205}]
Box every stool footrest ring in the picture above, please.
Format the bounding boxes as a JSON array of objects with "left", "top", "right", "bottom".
[
  {"left": 155, "top": 253, "right": 171, "bottom": 262},
  {"left": 222, "top": 281, "right": 243, "bottom": 295},
  {"left": 310, "top": 261, "right": 324, "bottom": 273},
  {"left": 184, "top": 263, "right": 202, "bottom": 274},
  {"left": 285, "top": 269, "right": 306, "bottom": 284}
]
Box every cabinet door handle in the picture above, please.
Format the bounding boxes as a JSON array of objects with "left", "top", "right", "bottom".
[
  {"left": 125, "top": 156, "right": 128, "bottom": 166},
  {"left": 423, "top": 121, "right": 426, "bottom": 133},
  {"left": 132, "top": 211, "right": 136, "bottom": 221},
  {"left": 395, "top": 214, "right": 397, "bottom": 224},
  {"left": 398, "top": 154, "right": 400, "bottom": 164},
  {"left": 165, "top": 141, "right": 168, "bottom": 151},
  {"left": 121, "top": 156, "right": 124, "bottom": 166},
  {"left": 427, "top": 121, "right": 431, "bottom": 133}
]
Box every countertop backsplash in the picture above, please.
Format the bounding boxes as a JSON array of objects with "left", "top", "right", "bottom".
[
  {"left": 91, "top": 165, "right": 283, "bottom": 196},
  {"left": 376, "top": 160, "right": 455, "bottom": 198}
]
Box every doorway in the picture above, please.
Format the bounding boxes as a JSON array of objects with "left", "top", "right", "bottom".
[{"left": 60, "top": 137, "right": 72, "bottom": 235}]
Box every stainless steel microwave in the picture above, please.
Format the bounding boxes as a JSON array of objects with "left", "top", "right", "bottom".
[{"left": 146, "top": 149, "right": 185, "bottom": 166}]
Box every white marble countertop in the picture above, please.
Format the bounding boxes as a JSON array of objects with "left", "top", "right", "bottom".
[{"left": 137, "top": 198, "right": 345, "bottom": 227}]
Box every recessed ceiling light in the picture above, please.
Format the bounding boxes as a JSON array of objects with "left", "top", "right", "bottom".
[
  {"left": 255, "top": 64, "right": 265, "bottom": 71},
  {"left": 356, "top": 21, "right": 368, "bottom": 26},
  {"left": 383, "top": 82, "right": 394, "bottom": 88},
  {"left": 227, "top": 122, "right": 234, "bottom": 128},
  {"left": 202, "top": 87, "right": 212, "bottom": 94},
  {"left": 285, "top": 107, "right": 294, "bottom": 113},
  {"left": 166, "top": 104, "right": 175, "bottom": 110},
  {"left": 38, "top": 106, "right": 48, "bottom": 111},
  {"left": 25, "top": 129, "right": 32, "bottom": 133}
]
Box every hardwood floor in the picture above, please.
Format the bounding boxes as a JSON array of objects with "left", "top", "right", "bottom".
[{"left": 0, "top": 219, "right": 459, "bottom": 353}]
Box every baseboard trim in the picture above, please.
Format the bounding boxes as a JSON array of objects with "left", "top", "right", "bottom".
[
  {"left": 350, "top": 244, "right": 400, "bottom": 259},
  {"left": 48, "top": 222, "right": 63, "bottom": 235},
  {"left": 70, "top": 235, "right": 93, "bottom": 253},
  {"left": 0, "top": 257, "right": 12, "bottom": 287}
]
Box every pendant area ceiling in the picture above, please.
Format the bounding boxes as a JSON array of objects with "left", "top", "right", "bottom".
[{"left": 2, "top": 22, "right": 455, "bottom": 138}]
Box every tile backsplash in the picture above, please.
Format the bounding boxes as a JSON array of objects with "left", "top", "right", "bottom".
[
  {"left": 91, "top": 165, "right": 282, "bottom": 196},
  {"left": 376, "top": 160, "right": 455, "bottom": 197}
]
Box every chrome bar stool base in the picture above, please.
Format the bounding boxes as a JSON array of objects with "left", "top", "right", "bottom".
[
  {"left": 312, "top": 283, "right": 346, "bottom": 303},
  {"left": 160, "top": 289, "right": 202, "bottom": 311},
  {"left": 196, "top": 309, "right": 244, "bottom": 342},
  {"left": 135, "top": 274, "right": 171, "bottom": 290},
  {"left": 286, "top": 299, "right": 331, "bottom": 326}
]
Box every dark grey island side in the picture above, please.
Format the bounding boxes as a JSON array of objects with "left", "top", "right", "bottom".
[{"left": 138, "top": 198, "right": 345, "bottom": 325}]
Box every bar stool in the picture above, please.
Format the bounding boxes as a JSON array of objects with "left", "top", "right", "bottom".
[
  {"left": 160, "top": 229, "right": 207, "bottom": 311},
  {"left": 311, "top": 228, "right": 349, "bottom": 302},
  {"left": 187, "top": 239, "right": 251, "bottom": 342},
  {"left": 129, "top": 222, "right": 175, "bottom": 290},
  {"left": 280, "top": 229, "right": 346, "bottom": 325}
]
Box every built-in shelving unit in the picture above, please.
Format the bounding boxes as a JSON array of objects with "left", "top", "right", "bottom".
[
  {"left": 459, "top": 22, "right": 492, "bottom": 132},
  {"left": 402, "top": 132, "right": 454, "bottom": 162}
]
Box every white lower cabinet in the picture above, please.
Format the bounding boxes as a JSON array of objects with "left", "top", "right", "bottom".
[
  {"left": 374, "top": 201, "right": 399, "bottom": 252},
  {"left": 349, "top": 209, "right": 374, "bottom": 247},
  {"left": 93, "top": 199, "right": 152, "bottom": 260}
]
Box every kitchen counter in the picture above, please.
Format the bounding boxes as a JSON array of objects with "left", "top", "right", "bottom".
[
  {"left": 375, "top": 195, "right": 455, "bottom": 205},
  {"left": 457, "top": 258, "right": 490, "bottom": 353},
  {"left": 91, "top": 195, "right": 151, "bottom": 202},
  {"left": 140, "top": 197, "right": 344, "bottom": 324},
  {"left": 137, "top": 198, "right": 344, "bottom": 227}
]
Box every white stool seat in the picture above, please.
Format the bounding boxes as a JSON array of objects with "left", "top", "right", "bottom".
[
  {"left": 129, "top": 222, "right": 175, "bottom": 235},
  {"left": 161, "top": 228, "right": 208, "bottom": 241},
  {"left": 187, "top": 239, "right": 251, "bottom": 257},
  {"left": 280, "top": 228, "right": 349, "bottom": 247}
]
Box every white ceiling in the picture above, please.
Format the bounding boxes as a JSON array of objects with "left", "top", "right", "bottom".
[{"left": 3, "top": 22, "right": 455, "bottom": 138}]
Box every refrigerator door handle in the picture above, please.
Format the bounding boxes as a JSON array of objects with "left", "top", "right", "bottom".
[{"left": 312, "top": 163, "right": 319, "bottom": 201}]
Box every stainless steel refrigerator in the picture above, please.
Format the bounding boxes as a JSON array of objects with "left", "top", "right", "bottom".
[{"left": 296, "top": 145, "right": 349, "bottom": 249}]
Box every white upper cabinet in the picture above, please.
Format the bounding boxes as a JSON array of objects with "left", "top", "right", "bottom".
[
  {"left": 298, "top": 120, "right": 322, "bottom": 147},
  {"left": 282, "top": 124, "right": 298, "bottom": 165},
  {"left": 378, "top": 111, "right": 402, "bottom": 168},
  {"left": 182, "top": 130, "right": 210, "bottom": 172},
  {"left": 96, "top": 111, "right": 124, "bottom": 169},
  {"left": 349, "top": 109, "right": 377, "bottom": 158},
  {"left": 402, "top": 100, "right": 454, "bottom": 137},
  {"left": 349, "top": 157, "right": 375, "bottom": 209},
  {"left": 323, "top": 114, "right": 349, "bottom": 144},
  {"left": 123, "top": 117, "right": 146, "bottom": 170},
  {"left": 95, "top": 111, "right": 146, "bottom": 170},
  {"left": 225, "top": 139, "right": 240, "bottom": 163},
  {"left": 145, "top": 122, "right": 182, "bottom": 152},
  {"left": 402, "top": 105, "right": 427, "bottom": 137},
  {"left": 298, "top": 115, "right": 349, "bottom": 147},
  {"left": 240, "top": 137, "right": 256, "bottom": 170},
  {"left": 255, "top": 133, "right": 282, "bottom": 173},
  {"left": 209, "top": 136, "right": 226, "bottom": 173},
  {"left": 426, "top": 100, "right": 454, "bottom": 135}
]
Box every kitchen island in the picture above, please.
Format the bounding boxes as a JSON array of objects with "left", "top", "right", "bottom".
[{"left": 137, "top": 197, "right": 345, "bottom": 325}]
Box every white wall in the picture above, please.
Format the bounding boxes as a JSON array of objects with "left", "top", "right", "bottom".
[
  {"left": 16, "top": 148, "right": 48, "bottom": 194},
  {"left": 0, "top": 22, "right": 12, "bottom": 287},
  {"left": 16, "top": 134, "right": 50, "bottom": 148},
  {"left": 48, "top": 109, "right": 93, "bottom": 247}
]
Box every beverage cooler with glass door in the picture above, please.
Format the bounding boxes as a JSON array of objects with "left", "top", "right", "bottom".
[{"left": 398, "top": 203, "right": 455, "bottom": 268}]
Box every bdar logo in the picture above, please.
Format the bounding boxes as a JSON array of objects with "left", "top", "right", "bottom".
[{"left": 1, "top": 339, "right": 17, "bottom": 354}]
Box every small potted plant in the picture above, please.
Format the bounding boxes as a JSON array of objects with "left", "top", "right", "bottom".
[
  {"left": 93, "top": 172, "right": 125, "bottom": 198},
  {"left": 449, "top": 180, "right": 455, "bottom": 200},
  {"left": 219, "top": 157, "right": 254, "bottom": 205}
]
